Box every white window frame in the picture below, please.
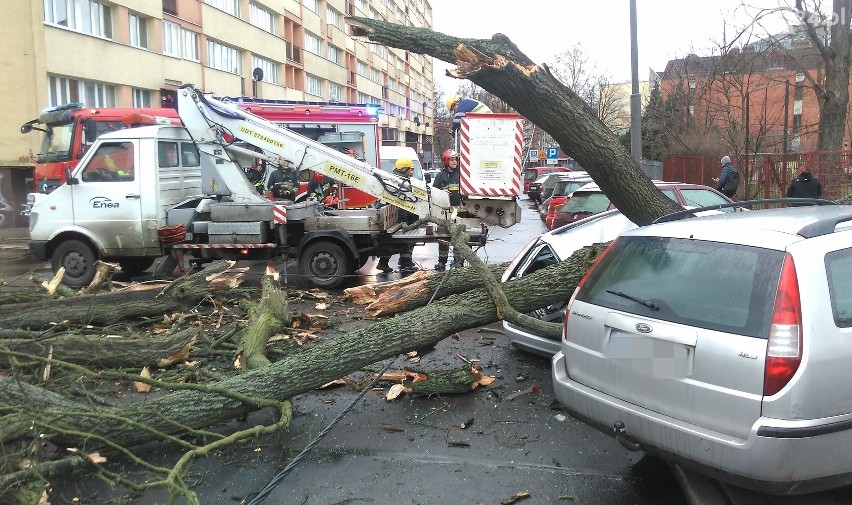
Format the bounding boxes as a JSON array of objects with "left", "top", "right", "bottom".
[
  {"left": 182, "top": 29, "right": 200, "bottom": 61},
  {"left": 204, "top": 0, "right": 239, "bottom": 16},
  {"left": 329, "top": 82, "right": 343, "bottom": 102},
  {"left": 249, "top": 2, "right": 276, "bottom": 34},
  {"left": 370, "top": 67, "right": 380, "bottom": 83},
  {"left": 304, "top": 31, "right": 322, "bottom": 56},
  {"left": 328, "top": 45, "right": 342, "bottom": 65},
  {"left": 306, "top": 74, "right": 323, "bottom": 97},
  {"left": 252, "top": 55, "right": 280, "bottom": 85},
  {"left": 48, "top": 75, "right": 115, "bottom": 108},
  {"left": 43, "top": 0, "right": 113, "bottom": 39},
  {"left": 132, "top": 88, "right": 152, "bottom": 107},
  {"left": 303, "top": 0, "right": 319, "bottom": 14},
  {"left": 357, "top": 60, "right": 367, "bottom": 77},
  {"left": 207, "top": 40, "right": 242, "bottom": 75},
  {"left": 326, "top": 6, "right": 342, "bottom": 29},
  {"left": 162, "top": 20, "right": 181, "bottom": 57},
  {"left": 129, "top": 13, "right": 147, "bottom": 49}
]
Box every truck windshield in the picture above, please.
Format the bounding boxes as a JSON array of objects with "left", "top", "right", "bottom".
[{"left": 39, "top": 122, "right": 75, "bottom": 162}]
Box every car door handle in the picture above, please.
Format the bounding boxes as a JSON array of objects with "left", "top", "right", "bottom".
[{"left": 126, "top": 194, "right": 141, "bottom": 199}]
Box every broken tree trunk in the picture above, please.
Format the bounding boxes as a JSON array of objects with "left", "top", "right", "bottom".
[
  {"left": 0, "top": 245, "right": 604, "bottom": 450},
  {"left": 0, "top": 261, "right": 233, "bottom": 330},
  {"left": 347, "top": 17, "right": 681, "bottom": 226}
]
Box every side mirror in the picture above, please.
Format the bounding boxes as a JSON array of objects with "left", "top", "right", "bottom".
[
  {"left": 83, "top": 118, "right": 99, "bottom": 143},
  {"left": 65, "top": 167, "right": 78, "bottom": 185}
]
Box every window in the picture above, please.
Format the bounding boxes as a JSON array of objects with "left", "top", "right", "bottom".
[
  {"left": 250, "top": 2, "right": 276, "bottom": 34},
  {"left": 328, "top": 45, "right": 342, "bottom": 65},
  {"left": 329, "top": 82, "right": 343, "bottom": 102},
  {"left": 181, "top": 143, "right": 201, "bottom": 167},
  {"left": 306, "top": 74, "right": 323, "bottom": 97},
  {"left": 132, "top": 88, "right": 152, "bottom": 107},
  {"left": 49, "top": 76, "right": 115, "bottom": 108},
  {"left": 370, "top": 67, "right": 380, "bottom": 83},
  {"left": 204, "top": 0, "right": 239, "bottom": 16},
  {"left": 158, "top": 141, "right": 180, "bottom": 168},
  {"left": 252, "top": 55, "right": 280, "bottom": 85},
  {"left": 303, "top": 0, "right": 319, "bottom": 14},
  {"left": 357, "top": 60, "right": 367, "bottom": 77},
  {"left": 207, "top": 40, "right": 241, "bottom": 74},
  {"left": 304, "top": 31, "right": 322, "bottom": 55},
  {"left": 182, "top": 29, "right": 200, "bottom": 61},
  {"left": 82, "top": 142, "right": 135, "bottom": 182},
  {"left": 129, "top": 13, "right": 147, "bottom": 49},
  {"left": 826, "top": 248, "right": 852, "bottom": 327},
  {"left": 43, "top": 0, "right": 113, "bottom": 38},
  {"left": 163, "top": 0, "right": 177, "bottom": 15},
  {"left": 358, "top": 92, "right": 370, "bottom": 103},
  {"left": 327, "top": 6, "right": 342, "bottom": 29},
  {"left": 356, "top": 0, "right": 366, "bottom": 14},
  {"left": 162, "top": 20, "right": 180, "bottom": 57},
  {"left": 82, "top": 80, "right": 116, "bottom": 107}
]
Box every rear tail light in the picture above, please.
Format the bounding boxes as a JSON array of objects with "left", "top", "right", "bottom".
[
  {"left": 563, "top": 238, "right": 621, "bottom": 343},
  {"left": 764, "top": 253, "right": 802, "bottom": 396}
]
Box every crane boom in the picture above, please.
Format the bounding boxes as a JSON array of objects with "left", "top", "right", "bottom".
[{"left": 177, "top": 84, "right": 520, "bottom": 227}]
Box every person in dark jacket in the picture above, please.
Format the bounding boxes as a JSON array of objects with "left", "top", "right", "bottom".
[
  {"left": 787, "top": 170, "right": 822, "bottom": 200},
  {"left": 376, "top": 158, "right": 419, "bottom": 273},
  {"left": 266, "top": 157, "right": 298, "bottom": 200},
  {"left": 433, "top": 149, "right": 464, "bottom": 270},
  {"left": 715, "top": 155, "right": 739, "bottom": 198}
]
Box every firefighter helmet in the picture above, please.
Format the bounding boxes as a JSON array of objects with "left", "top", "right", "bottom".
[
  {"left": 442, "top": 149, "right": 459, "bottom": 166},
  {"left": 445, "top": 95, "right": 461, "bottom": 111},
  {"left": 394, "top": 158, "right": 414, "bottom": 170}
]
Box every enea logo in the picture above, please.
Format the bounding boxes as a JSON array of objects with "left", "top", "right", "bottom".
[{"left": 90, "top": 197, "right": 120, "bottom": 209}]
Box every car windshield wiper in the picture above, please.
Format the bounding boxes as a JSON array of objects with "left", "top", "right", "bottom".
[{"left": 605, "top": 290, "right": 660, "bottom": 311}]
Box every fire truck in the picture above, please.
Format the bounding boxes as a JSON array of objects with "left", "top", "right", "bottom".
[
  {"left": 21, "top": 104, "right": 181, "bottom": 194},
  {"left": 27, "top": 84, "right": 523, "bottom": 289}
]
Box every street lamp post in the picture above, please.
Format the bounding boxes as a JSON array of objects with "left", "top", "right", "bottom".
[{"left": 629, "top": 0, "right": 642, "bottom": 164}]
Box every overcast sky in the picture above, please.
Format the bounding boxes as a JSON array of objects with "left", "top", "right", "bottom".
[{"left": 429, "top": 0, "right": 796, "bottom": 94}]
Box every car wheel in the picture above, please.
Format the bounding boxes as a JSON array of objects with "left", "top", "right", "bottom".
[
  {"left": 117, "top": 256, "right": 157, "bottom": 276},
  {"left": 51, "top": 239, "right": 97, "bottom": 288},
  {"left": 298, "top": 241, "right": 349, "bottom": 289}
]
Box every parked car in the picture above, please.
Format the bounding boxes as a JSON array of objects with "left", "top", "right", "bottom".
[
  {"left": 526, "top": 173, "right": 553, "bottom": 204},
  {"left": 539, "top": 173, "right": 593, "bottom": 228},
  {"left": 523, "top": 166, "right": 572, "bottom": 195},
  {"left": 502, "top": 209, "right": 640, "bottom": 357},
  {"left": 553, "top": 201, "right": 852, "bottom": 495},
  {"left": 551, "top": 181, "right": 731, "bottom": 229}
]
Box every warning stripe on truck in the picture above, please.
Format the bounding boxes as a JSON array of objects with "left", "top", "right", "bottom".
[
  {"left": 459, "top": 115, "right": 523, "bottom": 197},
  {"left": 273, "top": 204, "right": 287, "bottom": 224},
  {"left": 171, "top": 243, "right": 277, "bottom": 250}
]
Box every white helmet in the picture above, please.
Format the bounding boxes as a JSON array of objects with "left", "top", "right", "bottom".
[{"left": 720, "top": 155, "right": 731, "bottom": 165}]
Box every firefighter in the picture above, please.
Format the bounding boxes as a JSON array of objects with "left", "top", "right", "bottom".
[
  {"left": 245, "top": 158, "right": 266, "bottom": 194},
  {"left": 323, "top": 184, "right": 340, "bottom": 207},
  {"left": 446, "top": 95, "right": 492, "bottom": 135},
  {"left": 376, "top": 158, "right": 419, "bottom": 273},
  {"left": 266, "top": 156, "right": 297, "bottom": 200},
  {"left": 432, "top": 149, "right": 464, "bottom": 270}
]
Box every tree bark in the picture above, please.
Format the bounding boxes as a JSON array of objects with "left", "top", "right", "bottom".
[
  {"left": 347, "top": 17, "right": 682, "bottom": 226},
  {"left": 0, "top": 245, "right": 603, "bottom": 450}
]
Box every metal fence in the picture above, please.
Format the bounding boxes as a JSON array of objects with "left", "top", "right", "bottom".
[{"left": 664, "top": 151, "right": 852, "bottom": 201}]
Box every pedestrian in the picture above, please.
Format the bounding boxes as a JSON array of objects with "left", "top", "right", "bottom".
[
  {"left": 266, "top": 157, "right": 297, "bottom": 200},
  {"left": 446, "top": 95, "right": 492, "bottom": 135},
  {"left": 376, "top": 158, "right": 419, "bottom": 273},
  {"left": 786, "top": 169, "right": 822, "bottom": 200},
  {"left": 715, "top": 155, "right": 740, "bottom": 198},
  {"left": 433, "top": 149, "right": 465, "bottom": 270}
]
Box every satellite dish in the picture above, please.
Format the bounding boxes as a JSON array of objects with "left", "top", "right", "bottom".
[{"left": 253, "top": 67, "right": 264, "bottom": 82}]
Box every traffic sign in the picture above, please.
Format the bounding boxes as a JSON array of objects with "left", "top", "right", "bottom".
[
  {"left": 546, "top": 147, "right": 558, "bottom": 159},
  {"left": 529, "top": 149, "right": 538, "bottom": 161}
]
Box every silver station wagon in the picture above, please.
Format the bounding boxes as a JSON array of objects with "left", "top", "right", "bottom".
[{"left": 552, "top": 202, "right": 852, "bottom": 495}]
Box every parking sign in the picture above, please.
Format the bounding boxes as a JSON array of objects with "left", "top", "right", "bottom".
[
  {"left": 546, "top": 147, "right": 558, "bottom": 159},
  {"left": 529, "top": 149, "right": 538, "bottom": 161}
]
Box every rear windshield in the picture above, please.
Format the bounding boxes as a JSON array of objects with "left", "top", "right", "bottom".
[
  {"left": 826, "top": 248, "right": 852, "bottom": 328},
  {"left": 555, "top": 180, "right": 590, "bottom": 196},
  {"left": 576, "top": 236, "right": 784, "bottom": 338},
  {"left": 560, "top": 192, "right": 612, "bottom": 214}
]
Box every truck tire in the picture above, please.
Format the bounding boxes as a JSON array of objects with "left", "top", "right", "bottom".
[
  {"left": 298, "top": 241, "right": 349, "bottom": 289},
  {"left": 51, "top": 239, "right": 97, "bottom": 288},
  {"left": 117, "top": 257, "right": 157, "bottom": 276}
]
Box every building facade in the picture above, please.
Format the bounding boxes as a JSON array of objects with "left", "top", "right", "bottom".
[{"left": 0, "top": 0, "right": 435, "bottom": 227}]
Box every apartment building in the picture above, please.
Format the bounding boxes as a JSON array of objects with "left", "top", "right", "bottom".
[{"left": 0, "top": 0, "right": 435, "bottom": 227}]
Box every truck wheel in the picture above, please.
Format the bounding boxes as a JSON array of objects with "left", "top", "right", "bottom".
[
  {"left": 299, "top": 242, "right": 349, "bottom": 289},
  {"left": 117, "top": 257, "right": 157, "bottom": 275},
  {"left": 51, "top": 239, "right": 97, "bottom": 288}
]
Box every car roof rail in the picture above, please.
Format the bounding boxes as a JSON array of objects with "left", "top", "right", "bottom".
[
  {"left": 651, "top": 198, "right": 837, "bottom": 225},
  {"left": 797, "top": 212, "right": 852, "bottom": 237}
]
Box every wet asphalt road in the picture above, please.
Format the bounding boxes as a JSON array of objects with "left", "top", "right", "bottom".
[{"left": 4, "top": 203, "right": 850, "bottom": 505}]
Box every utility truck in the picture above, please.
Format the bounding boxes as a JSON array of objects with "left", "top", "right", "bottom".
[{"left": 28, "top": 84, "right": 523, "bottom": 289}]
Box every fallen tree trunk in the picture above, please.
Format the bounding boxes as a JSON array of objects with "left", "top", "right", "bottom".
[
  {"left": 0, "top": 262, "right": 233, "bottom": 330},
  {"left": 0, "top": 245, "right": 604, "bottom": 450}
]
